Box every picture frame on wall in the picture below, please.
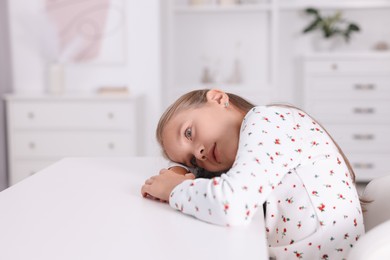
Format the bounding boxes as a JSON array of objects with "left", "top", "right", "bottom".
[{"left": 45, "top": 0, "right": 127, "bottom": 65}]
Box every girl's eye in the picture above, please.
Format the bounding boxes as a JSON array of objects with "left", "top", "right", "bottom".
[{"left": 184, "top": 127, "right": 192, "bottom": 140}]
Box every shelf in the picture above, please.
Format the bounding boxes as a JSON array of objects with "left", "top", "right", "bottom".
[
  {"left": 3, "top": 93, "right": 139, "bottom": 101},
  {"left": 279, "top": 0, "right": 390, "bottom": 10},
  {"left": 303, "top": 51, "right": 390, "bottom": 59},
  {"left": 173, "top": 83, "right": 273, "bottom": 90},
  {"left": 170, "top": 84, "right": 273, "bottom": 105},
  {"left": 175, "top": 1, "right": 390, "bottom": 12},
  {"left": 174, "top": 3, "right": 272, "bottom": 13}
]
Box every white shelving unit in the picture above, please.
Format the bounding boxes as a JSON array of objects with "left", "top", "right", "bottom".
[
  {"left": 162, "top": 0, "right": 276, "bottom": 106},
  {"left": 161, "top": 0, "right": 390, "bottom": 107}
]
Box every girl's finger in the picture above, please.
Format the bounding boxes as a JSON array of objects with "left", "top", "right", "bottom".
[
  {"left": 145, "top": 178, "right": 153, "bottom": 185},
  {"left": 141, "top": 185, "right": 149, "bottom": 197},
  {"left": 159, "top": 169, "right": 169, "bottom": 175}
]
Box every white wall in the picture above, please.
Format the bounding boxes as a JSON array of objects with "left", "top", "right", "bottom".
[{"left": 7, "top": 0, "right": 162, "bottom": 156}]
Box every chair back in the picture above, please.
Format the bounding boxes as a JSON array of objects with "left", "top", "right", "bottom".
[
  {"left": 362, "top": 174, "right": 390, "bottom": 232},
  {"left": 347, "top": 219, "right": 390, "bottom": 259}
]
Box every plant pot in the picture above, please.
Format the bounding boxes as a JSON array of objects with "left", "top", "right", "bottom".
[{"left": 313, "top": 36, "right": 344, "bottom": 52}]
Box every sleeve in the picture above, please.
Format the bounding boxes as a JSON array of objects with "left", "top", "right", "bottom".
[
  {"left": 168, "top": 161, "right": 190, "bottom": 171},
  {"left": 167, "top": 161, "right": 197, "bottom": 175},
  {"left": 169, "top": 106, "right": 305, "bottom": 226}
]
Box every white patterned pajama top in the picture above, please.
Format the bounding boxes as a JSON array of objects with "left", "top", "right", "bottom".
[{"left": 169, "top": 106, "right": 364, "bottom": 259}]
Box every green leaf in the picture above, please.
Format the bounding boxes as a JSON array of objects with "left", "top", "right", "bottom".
[
  {"left": 305, "top": 8, "right": 319, "bottom": 16},
  {"left": 303, "top": 18, "right": 321, "bottom": 33},
  {"left": 302, "top": 8, "right": 360, "bottom": 42},
  {"left": 348, "top": 24, "right": 360, "bottom": 32}
]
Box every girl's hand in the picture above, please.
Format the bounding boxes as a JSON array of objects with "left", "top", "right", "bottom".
[{"left": 141, "top": 169, "right": 195, "bottom": 202}]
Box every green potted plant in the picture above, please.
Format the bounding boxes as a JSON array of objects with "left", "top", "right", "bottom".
[{"left": 302, "top": 8, "right": 360, "bottom": 50}]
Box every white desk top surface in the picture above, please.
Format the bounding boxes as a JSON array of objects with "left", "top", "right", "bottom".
[{"left": 0, "top": 157, "right": 268, "bottom": 260}]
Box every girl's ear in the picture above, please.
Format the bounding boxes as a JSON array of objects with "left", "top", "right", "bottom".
[{"left": 206, "top": 89, "right": 229, "bottom": 107}]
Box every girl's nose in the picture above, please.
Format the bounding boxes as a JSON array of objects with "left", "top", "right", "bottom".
[{"left": 195, "top": 147, "right": 206, "bottom": 161}]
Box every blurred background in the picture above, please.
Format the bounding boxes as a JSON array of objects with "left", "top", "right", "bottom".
[{"left": 1, "top": 0, "right": 390, "bottom": 190}]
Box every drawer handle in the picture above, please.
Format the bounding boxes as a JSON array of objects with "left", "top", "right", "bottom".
[
  {"left": 353, "top": 163, "right": 374, "bottom": 169},
  {"left": 352, "top": 134, "right": 374, "bottom": 140},
  {"left": 353, "top": 107, "right": 375, "bottom": 114},
  {"left": 108, "top": 142, "right": 115, "bottom": 149},
  {"left": 27, "top": 112, "right": 35, "bottom": 119},
  {"left": 107, "top": 112, "right": 115, "bottom": 119},
  {"left": 354, "top": 84, "right": 376, "bottom": 91},
  {"left": 28, "top": 142, "right": 36, "bottom": 149}
]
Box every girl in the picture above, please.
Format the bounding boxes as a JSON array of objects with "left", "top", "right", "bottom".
[{"left": 141, "top": 89, "right": 364, "bottom": 259}]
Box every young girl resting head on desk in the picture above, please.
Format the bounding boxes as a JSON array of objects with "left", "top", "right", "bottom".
[{"left": 141, "top": 89, "right": 364, "bottom": 259}]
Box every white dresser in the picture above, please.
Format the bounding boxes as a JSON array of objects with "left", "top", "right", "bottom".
[
  {"left": 5, "top": 94, "right": 143, "bottom": 185},
  {"left": 302, "top": 53, "right": 390, "bottom": 182}
]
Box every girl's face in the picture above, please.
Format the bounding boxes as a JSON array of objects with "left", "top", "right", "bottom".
[{"left": 162, "top": 91, "right": 245, "bottom": 172}]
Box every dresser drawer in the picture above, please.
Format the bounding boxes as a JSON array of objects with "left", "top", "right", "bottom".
[
  {"left": 8, "top": 102, "right": 136, "bottom": 129},
  {"left": 305, "top": 76, "right": 390, "bottom": 101},
  {"left": 304, "top": 59, "right": 390, "bottom": 75},
  {"left": 344, "top": 153, "right": 390, "bottom": 182},
  {"left": 325, "top": 125, "right": 390, "bottom": 153},
  {"left": 9, "top": 160, "right": 56, "bottom": 185},
  {"left": 307, "top": 100, "right": 390, "bottom": 124},
  {"left": 11, "top": 132, "right": 136, "bottom": 158}
]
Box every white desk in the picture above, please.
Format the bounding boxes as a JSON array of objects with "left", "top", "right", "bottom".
[{"left": 0, "top": 157, "right": 269, "bottom": 260}]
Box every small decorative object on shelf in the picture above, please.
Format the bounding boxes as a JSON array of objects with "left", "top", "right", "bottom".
[
  {"left": 227, "top": 42, "right": 243, "bottom": 85},
  {"left": 373, "top": 41, "right": 389, "bottom": 51},
  {"left": 189, "top": 0, "right": 205, "bottom": 6},
  {"left": 302, "top": 8, "right": 361, "bottom": 51},
  {"left": 219, "top": 0, "right": 236, "bottom": 5},
  {"left": 96, "top": 86, "right": 130, "bottom": 96},
  {"left": 46, "top": 62, "right": 65, "bottom": 95},
  {"left": 201, "top": 67, "right": 214, "bottom": 84}
]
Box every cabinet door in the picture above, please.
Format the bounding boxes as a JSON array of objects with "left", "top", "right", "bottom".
[
  {"left": 9, "top": 102, "right": 136, "bottom": 130},
  {"left": 346, "top": 153, "right": 390, "bottom": 182},
  {"left": 306, "top": 100, "right": 390, "bottom": 124},
  {"left": 325, "top": 125, "right": 390, "bottom": 153},
  {"left": 9, "top": 160, "right": 56, "bottom": 185},
  {"left": 305, "top": 77, "right": 390, "bottom": 101},
  {"left": 11, "top": 132, "right": 137, "bottom": 158},
  {"left": 304, "top": 59, "right": 390, "bottom": 75}
]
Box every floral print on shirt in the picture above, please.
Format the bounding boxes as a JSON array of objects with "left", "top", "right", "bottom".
[{"left": 169, "top": 106, "right": 364, "bottom": 259}]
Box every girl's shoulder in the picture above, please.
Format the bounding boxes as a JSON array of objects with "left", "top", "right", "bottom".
[{"left": 245, "top": 105, "right": 305, "bottom": 120}]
